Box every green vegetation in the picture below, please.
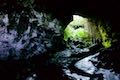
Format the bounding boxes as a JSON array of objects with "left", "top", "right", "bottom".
[
  {"left": 98, "top": 26, "right": 111, "bottom": 48},
  {"left": 64, "top": 15, "right": 111, "bottom": 48},
  {"left": 64, "top": 15, "right": 93, "bottom": 48},
  {"left": 64, "top": 25, "right": 89, "bottom": 41},
  {"left": 64, "top": 15, "right": 89, "bottom": 41}
]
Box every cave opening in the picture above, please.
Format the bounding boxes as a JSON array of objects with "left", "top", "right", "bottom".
[{"left": 64, "top": 14, "right": 111, "bottom": 49}]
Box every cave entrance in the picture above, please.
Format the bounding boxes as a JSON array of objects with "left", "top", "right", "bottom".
[{"left": 64, "top": 15, "right": 111, "bottom": 48}]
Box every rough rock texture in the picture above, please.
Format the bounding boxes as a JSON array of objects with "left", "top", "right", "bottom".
[
  {"left": 0, "top": 9, "right": 64, "bottom": 60},
  {"left": 0, "top": 0, "right": 120, "bottom": 80}
]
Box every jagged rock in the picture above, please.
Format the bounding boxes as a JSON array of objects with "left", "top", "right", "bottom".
[
  {"left": 26, "top": 73, "right": 37, "bottom": 80},
  {"left": 63, "top": 69, "right": 90, "bottom": 80},
  {"left": 74, "top": 53, "right": 99, "bottom": 75},
  {"left": 55, "top": 49, "right": 72, "bottom": 58},
  {"left": 96, "top": 68, "right": 120, "bottom": 80},
  {"left": 0, "top": 9, "right": 63, "bottom": 60}
]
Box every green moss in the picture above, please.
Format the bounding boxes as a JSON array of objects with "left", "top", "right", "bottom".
[
  {"left": 64, "top": 25, "right": 74, "bottom": 41},
  {"left": 64, "top": 25, "right": 89, "bottom": 41},
  {"left": 102, "top": 40, "right": 111, "bottom": 48},
  {"left": 75, "top": 28, "right": 88, "bottom": 38},
  {"left": 98, "top": 26, "right": 111, "bottom": 48},
  {"left": 64, "top": 15, "right": 89, "bottom": 41}
]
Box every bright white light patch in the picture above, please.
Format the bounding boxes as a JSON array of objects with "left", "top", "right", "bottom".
[
  {"left": 72, "top": 15, "right": 88, "bottom": 25},
  {"left": 73, "top": 15, "right": 84, "bottom": 20}
]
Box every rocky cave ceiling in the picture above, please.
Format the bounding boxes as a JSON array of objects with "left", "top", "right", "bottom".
[{"left": 1, "top": 0, "right": 120, "bottom": 29}]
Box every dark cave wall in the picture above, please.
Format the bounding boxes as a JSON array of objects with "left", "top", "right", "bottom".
[{"left": 1, "top": 0, "right": 120, "bottom": 37}]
